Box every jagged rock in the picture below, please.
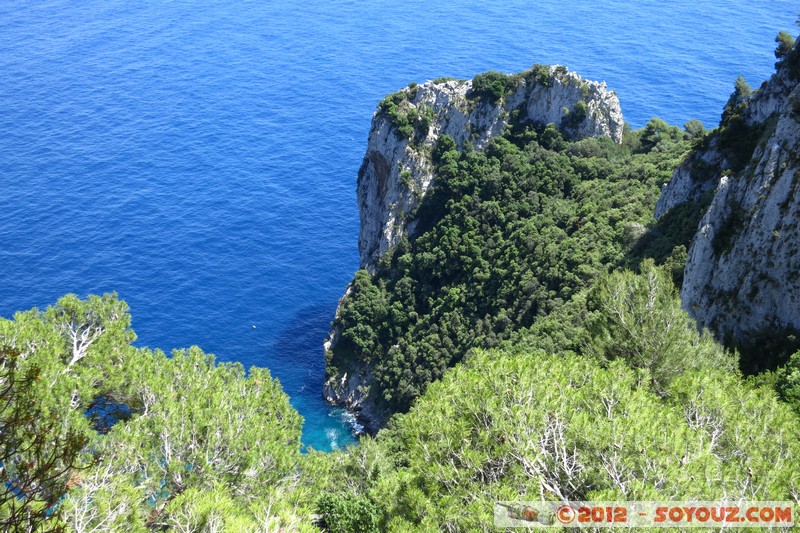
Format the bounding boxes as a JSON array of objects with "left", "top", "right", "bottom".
[
  {"left": 656, "top": 62, "right": 800, "bottom": 341},
  {"left": 654, "top": 138, "right": 725, "bottom": 219},
  {"left": 321, "top": 365, "right": 386, "bottom": 434},
  {"left": 357, "top": 66, "right": 624, "bottom": 271},
  {"left": 322, "top": 282, "right": 390, "bottom": 433}
]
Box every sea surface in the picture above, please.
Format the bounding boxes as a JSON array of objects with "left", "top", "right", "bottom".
[{"left": 0, "top": 0, "right": 796, "bottom": 451}]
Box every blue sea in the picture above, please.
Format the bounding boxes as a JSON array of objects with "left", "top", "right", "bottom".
[{"left": 0, "top": 0, "right": 796, "bottom": 451}]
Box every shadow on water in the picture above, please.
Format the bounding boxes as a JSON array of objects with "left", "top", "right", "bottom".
[{"left": 271, "top": 303, "right": 360, "bottom": 452}]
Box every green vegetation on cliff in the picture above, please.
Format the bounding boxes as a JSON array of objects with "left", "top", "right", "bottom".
[
  {"left": 320, "top": 349, "right": 798, "bottom": 531},
  {"left": 4, "top": 278, "right": 799, "bottom": 531},
  {"left": 315, "top": 262, "right": 798, "bottom": 531},
  {"left": 331, "top": 117, "right": 695, "bottom": 413}
]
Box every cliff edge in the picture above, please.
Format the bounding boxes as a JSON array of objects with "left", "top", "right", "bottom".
[
  {"left": 326, "top": 65, "right": 624, "bottom": 432},
  {"left": 358, "top": 65, "right": 624, "bottom": 272},
  {"left": 655, "top": 43, "right": 800, "bottom": 351}
]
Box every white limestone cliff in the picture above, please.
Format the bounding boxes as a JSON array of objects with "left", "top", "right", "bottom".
[
  {"left": 357, "top": 66, "right": 624, "bottom": 271},
  {"left": 325, "top": 65, "right": 625, "bottom": 432},
  {"left": 656, "top": 63, "right": 800, "bottom": 340}
]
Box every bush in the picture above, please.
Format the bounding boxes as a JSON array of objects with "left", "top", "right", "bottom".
[
  {"left": 775, "top": 30, "right": 800, "bottom": 79},
  {"left": 317, "top": 493, "right": 380, "bottom": 533},
  {"left": 775, "top": 30, "right": 796, "bottom": 60},
  {"left": 377, "top": 91, "right": 414, "bottom": 139},
  {"left": 345, "top": 349, "right": 800, "bottom": 529},
  {"left": 469, "top": 71, "right": 518, "bottom": 103},
  {"left": 529, "top": 63, "right": 554, "bottom": 87},
  {"left": 639, "top": 118, "right": 685, "bottom": 152},
  {"left": 775, "top": 350, "right": 800, "bottom": 414},
  {"left": 586, "top": 261, "right": 734, "bottom": 393},
  {"left": 683, "top": 118, "right": 705, "bottom": 139}
]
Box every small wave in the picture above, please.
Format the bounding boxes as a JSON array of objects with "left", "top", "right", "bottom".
[
  {"left": 329, "top": 407, "right": 365, "bottom": 436},
  {"left": 326, "top": 427, "right": 340, "bottom": 449}
]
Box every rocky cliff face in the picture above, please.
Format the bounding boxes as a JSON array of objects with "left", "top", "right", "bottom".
[
  {"left": 358, "top": 66, "right": 624, "bottom": 271},
  {"left": 656, "top": 60, "right": 800, "bottom": 342},
  {"left": 325, "top": 65, "right": 625, "bottom": 432}
]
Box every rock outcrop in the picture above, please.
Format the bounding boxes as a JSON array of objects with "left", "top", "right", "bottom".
[
  {"left": 325, "top": 65, "right": 624, "bottom": 432},
  {"left": 656, "top": 57, "right": 800, "bottom": 342},
  {"left": 321, "top": 365, "right": 385, "bottom": 435},
  {"left": 654, "top": 137, "right": 725, "bottom": 219},
  {"left": 358, "top": 66, "right": 624, "bottom": 271}
]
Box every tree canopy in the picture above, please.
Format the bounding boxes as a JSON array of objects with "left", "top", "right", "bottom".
[
  {"left": 330, "top": 118, "right": 695, "bottom": 413},
  {"left": 0, "top": 294, "right": 308, "bottom": 531}
]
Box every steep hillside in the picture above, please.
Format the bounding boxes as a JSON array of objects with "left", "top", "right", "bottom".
[
  {"left": 6, "top": 40, "right": 800, "bottom": 533},
  {"left": 357, "top": 66, "right": 624, "bottom": 271},
  {"left": 325, "top": 66, "right": 690, "bottom": 430},
  {"left": 655, "top": 34, "right": 800, "bottom": 365}
]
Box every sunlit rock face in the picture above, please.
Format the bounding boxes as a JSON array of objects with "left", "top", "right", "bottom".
[
  {"left": 656, "top": 63, "right": 800, "bottom": 341},
  {"left": 357, "top": 66, "right": 624, "bottom": 271}
]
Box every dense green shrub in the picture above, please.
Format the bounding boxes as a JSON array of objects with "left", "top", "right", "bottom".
[
  {"left": 716, "top": 76, "right": 766, "bottom": 173},
  {"left": 469, "top": 70, "right": 519, "bottom": 102},
  {"left": 775, "top": 350, "right": 800, "bottom": 414},
  {"left": 559, "top": 99, "right": 589, "bottom": 134},
  {"left": 683, "top": 118, "right": 706, "bottom": 139},
  {"left": 529, "top": 63, "right": 554, "bottom": 86},
  {"left": 376, "top": 89, "right": 435, "bottom": 142},
  {"left": 324, "top": 348, "right": 800, "bottom": 531},
  {"left": 0, "top": 294, "right": 307, "bottom": 531},
  {"left": 775, "top": 30, "right": 796, "bottom": 59},
  {"left": 638, "top": 117, "right": 686, "bottom": 151},
  {"left": 331, "top": 121, "right": 692, "bottom": 413},
  {"left": 586, "top": 261, "right": 734, "bottom": 393},
  {"left": 317, "top": 493, "right": 380, "bottom": 533},
  {"left": 776, "top": 29, "right": 800, "bottom": 79}
]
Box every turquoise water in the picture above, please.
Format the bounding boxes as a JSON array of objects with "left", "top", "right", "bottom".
[{"left": 0, "top": 1, "right": 796, "bottom": 451}]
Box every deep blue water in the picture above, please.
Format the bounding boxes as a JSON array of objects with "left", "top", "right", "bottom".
[{"left": 0, "top": 1, "right": 796, "bottom": 451}]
